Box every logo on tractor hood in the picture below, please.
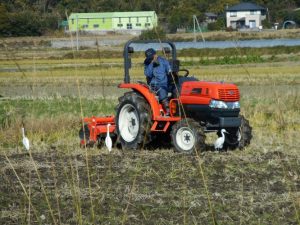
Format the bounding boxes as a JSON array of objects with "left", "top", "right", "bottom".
[{"left": 228, "top": 90, "right": 235, "bottom": 95}]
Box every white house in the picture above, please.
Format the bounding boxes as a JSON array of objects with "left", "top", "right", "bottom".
[{"left": 226, "top": 2, "right": 266, "bottom": 29}]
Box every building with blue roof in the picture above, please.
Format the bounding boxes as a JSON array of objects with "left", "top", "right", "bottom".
[{"left": 226, "top": 2, "right": 266, "bottom": 29}]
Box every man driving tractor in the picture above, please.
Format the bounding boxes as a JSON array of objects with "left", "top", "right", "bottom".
[{"left": 144, "top": 48, "right": 171, "bottom": 116}]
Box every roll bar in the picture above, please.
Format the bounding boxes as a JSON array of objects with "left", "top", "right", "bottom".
[{"left": 123, "top": 40, "right": 177, "bottom": 83}]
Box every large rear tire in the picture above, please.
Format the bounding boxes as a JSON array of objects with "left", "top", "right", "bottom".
[
  {"left": 115, "top": 92, "right": 152, "bottom": 150},
  {"left": 224, "top": 115, "right": 252, "bottom": 150},
  {"left": 171, "top": 118, "right": 206, "bottom": 154}
]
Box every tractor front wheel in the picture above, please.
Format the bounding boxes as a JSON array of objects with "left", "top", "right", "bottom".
[
  {"left": 171, "top": 118, "right": 205, "bottom": 154},
  {"left": 115, "top": 92, "right": 152, "bottom": 150},
  {"left": 224, "top": 115, "right": 252, "bottom": 150}
]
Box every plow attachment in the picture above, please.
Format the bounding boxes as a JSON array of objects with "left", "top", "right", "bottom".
[{"left": 79, "top": 116, "right": 116, "bottom": 147}]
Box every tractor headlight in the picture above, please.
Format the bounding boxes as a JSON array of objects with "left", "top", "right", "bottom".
[
  {"left": 231, "top": 101, "right": 240, "bottom": 109},
  {"left": 209, "top": 100, "right": 240, "bottom": 109},
  {"left": 209, "top": 100, "right": 228, "bottom": 109}
]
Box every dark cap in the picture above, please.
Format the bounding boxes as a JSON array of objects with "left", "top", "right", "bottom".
[{"left": 145, "top": 48, "right": 156, "bottom": 59}]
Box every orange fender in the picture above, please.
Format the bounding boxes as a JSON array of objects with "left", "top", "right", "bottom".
[{"left": 118, "top": 83, "right": 162, "bottom": 118}]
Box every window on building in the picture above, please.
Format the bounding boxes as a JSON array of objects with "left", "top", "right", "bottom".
[
  {"left": 250, "top": 10, "right": 258, "bottom": 15},
  {"left": 249, "top": 20, "right": 256, "bottom": 28},
  {"left": 93, "top": 24, "right": 99, "bottom": 28},
  {"left": 119, "top": 17, "right": 122, "bottom": 23},
  {"left": 146, "top": 17, "right": 149, "bottom": 22},
  {"left": 117, "top": 24, "right": 123, "bottom": 27},
  {"left": 137, "top": 17, "right": 139, "bottom": 23},
  {"left": 102, "top": 18, "right": 105, "bottom": 23},
  {"left": 72, "top": 19, "right": 74, "bottom": 24},
  {"left": 82, "top": 24, "right": 88, "bottom": 29},
  {"left": 145, "top": 23, "right": 151, "bottom": 27},
  {"left": 230, "top": 21, "right": 237, "bottom": 29},
  {"left": 230, "top": 11, "right": 237, "bottom": 17},
  {"left": 136, "top": 23, "right": 141, "bottom": 27},
  {"left": 127, "top": 23, "right": 132, "bottom": 29},
  {"left": 129, "top": 17, "right": 131, "bottom": 23}
]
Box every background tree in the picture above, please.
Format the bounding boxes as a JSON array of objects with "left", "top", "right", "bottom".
[
  {"left": 168, "top": 2, "right": 198, "bottom": 33},
  {"left": 208, "top": 0, "right": 240, "bottom": 14},
  {"left": 0, "top": 4, "right": 10, "bottom": 36},
  {"left": 0, "top": 0, "right": 299, "bottom": 36}
]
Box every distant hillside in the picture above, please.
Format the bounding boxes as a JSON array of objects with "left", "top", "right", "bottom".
[{"left": 0, "top": 0, "right": 299, "bottom": 36}]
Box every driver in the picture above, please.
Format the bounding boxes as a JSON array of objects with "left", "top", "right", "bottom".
[{"left": 144, "top": 48, "right": 171, "bottom": 116}]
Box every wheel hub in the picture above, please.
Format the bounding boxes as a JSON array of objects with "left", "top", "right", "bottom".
[
  {"left": 119, "top": 104, "right": 139, "bottom": 142},
  {"left": 184, "top": 133, "right": 191, "bottom": 143},
  {"left": 176, "top": 127, "right": 195, "bottom": 151},
  {"left": 130, "top": 117, "right": 136, "bottom": 127}
]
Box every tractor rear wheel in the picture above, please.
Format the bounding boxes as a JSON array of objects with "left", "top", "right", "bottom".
[
  {"left": 224, "top": 115, "right": 252, "bottom": 150},
  {"left": 115, "top": 91, "right": 152, "bottom": 150},
  {"left": 171, "top": 118, "right": 205, "bottom": 154}
]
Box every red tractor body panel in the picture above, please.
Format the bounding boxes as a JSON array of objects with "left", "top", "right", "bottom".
[{"left": 180, "top": 81, "right": 240, "bottom": 104}]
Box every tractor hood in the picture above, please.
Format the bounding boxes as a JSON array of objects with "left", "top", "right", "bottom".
[{"left": 180, "top": 81, "right": 240, "bottom": 104}]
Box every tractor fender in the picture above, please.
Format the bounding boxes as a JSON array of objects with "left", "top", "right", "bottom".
[{"left": 118, "top": 83, "right": 161, "bottom": 118}]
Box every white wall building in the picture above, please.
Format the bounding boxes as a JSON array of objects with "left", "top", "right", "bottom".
[{"left": 226, "top": 2, "right": 266, "bottom": 29}]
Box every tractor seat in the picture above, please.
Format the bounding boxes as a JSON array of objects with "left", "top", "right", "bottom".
[{"left": 169, "top": 59, "right": 180, "bottom": 73}]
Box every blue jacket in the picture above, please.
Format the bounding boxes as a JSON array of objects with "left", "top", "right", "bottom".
[{"left": 144, "top": 56, "right": 171, "bottom": 88}]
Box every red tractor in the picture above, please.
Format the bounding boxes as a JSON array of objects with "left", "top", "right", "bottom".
[{"left": 79, "top": 40, "right": 252, "bottom": 153}]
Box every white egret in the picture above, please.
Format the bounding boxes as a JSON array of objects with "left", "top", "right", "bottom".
[
  {"left": 21, "top": 127, "right": 30, "bottom": 151},
  {"left": 105, "top": 124, "right": 112, "bottom": 152},
  {"left": 214, "top": 129, "right": 228, "bottom": 150}
]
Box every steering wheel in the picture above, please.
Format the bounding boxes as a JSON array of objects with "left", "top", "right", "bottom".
[{"left": 179, "top": 69, "right": 189, "bottom": 77}]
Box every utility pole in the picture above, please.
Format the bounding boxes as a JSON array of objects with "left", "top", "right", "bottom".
[
  {"left": 193, "top": 15, "right": 205, "bottom": 43},
  {"left": 193, "top": 15, "right": 196, "bottom": 42},
  {"left": 76, "top": 15, "right": 79, "bottom": 51}
]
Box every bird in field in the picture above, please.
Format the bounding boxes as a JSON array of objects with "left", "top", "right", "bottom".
[
  {"left": 105, "top": 123, "right": 112, "bottom": 152},
  {"left": 21, "top": 127, "right": 30, "bottom": 151},
  {"left": 214, "top": 129, "right": 228, "bottom": 151}
]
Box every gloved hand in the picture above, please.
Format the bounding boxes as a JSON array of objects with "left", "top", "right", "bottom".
[
  {"left": 153, "top": 61, "right": 160, "bottom": 67},
  {"left": 144, "top": 57, "right": 153, "bottom": 66}
]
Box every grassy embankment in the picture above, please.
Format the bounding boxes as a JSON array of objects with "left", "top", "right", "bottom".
[
  {"left": 168, "top": 29, "right": 300, "bottom": 41},
  {"left": 0, "top": 38, "right": 299, "bottom": 224}
]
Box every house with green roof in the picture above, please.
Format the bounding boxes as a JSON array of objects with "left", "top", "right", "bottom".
[{"left": 68, "top": 11, "right": 157, "bottom": 34}]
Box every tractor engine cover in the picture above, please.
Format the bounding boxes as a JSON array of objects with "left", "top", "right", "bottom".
[
  {"left": 179, "top": 81, "right": 241, "bottom": 128},
  {"left": 180, "top": 81, "right": 240, "bottom": 103}
]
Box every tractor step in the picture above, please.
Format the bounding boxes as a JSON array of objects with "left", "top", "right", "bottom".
[{"left": 150, "top": 116, "right": 181, "bottom": 132}]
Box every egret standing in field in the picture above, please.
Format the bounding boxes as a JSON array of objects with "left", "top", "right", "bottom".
[
  {"left": 214, "top": 129, "right": 228, "bottom": 151},
  {"left": 105, "top": 124, "right": 112, "bottom": 152},
  {"left": 21, "top": 127, "right": 30, "bottom": 151}
]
